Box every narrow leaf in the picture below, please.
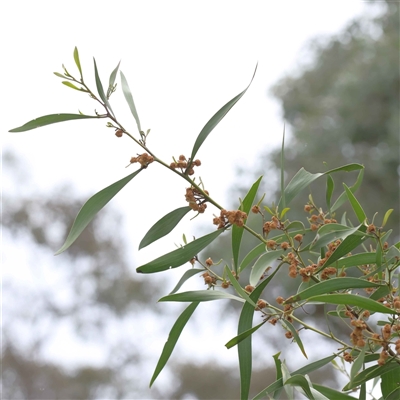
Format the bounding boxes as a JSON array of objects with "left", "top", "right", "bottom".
[
  {"left": 326, "top": 174, "right": 334, "bottom": 211},
  {"left": 249, "top": 250, "right": 284, "bottom": 287},
  {"left": 309, "top": 224, "right": 363, "bottom": 251},
  {"left": 281, "top": 320, "right": 308, "bottom": 359},
  {"left": 319, "top": 225, "right": 369, "bottom": 269},
  {"left": 252, "top": 355, "right": 336, "bottom": 400},
  {"left": 93, "top": 58, "right": 114, "bottom": 116},
  {"left": 331, "top": 168, "right": 364, "bottom": 212},
  {"left": 239, "top": 243, "right": 266, "bottom": 273},
  {"left": 381, "top": 367, "right": 400, "bottom": 399},
  {"left": 272, "top": 353, "right": 284, "bottom": 400},
  {"left": 9, "top": 113, "right": 100, "bottom": 132},
  {"left": 238, "top": 267, "right": 281, "bottom": 400},
  {"left": 73, "top": 46, "right": 83, "bottom": 78},
  {"left": 62, "top": 81, "right": 85, "bottom": 91},
  {"left": 284, "top": 375, "right": 314, "bottom": 399},
  {"left": 285, "top": 278, "right": 381, "bottom": 304},
  {"left": 189, "top": 64, "right": 257, "bottom": 162},
  {"left": 56, "top": 169, "right": 142, "bottom": 255},
  {"left": 120, "top": 71, "right": 141, "bottom": 132},
  {"left": 343, "top": 183, "right": 367, "bottom": 223},
  {"left": 307, "top": 293, "right": 396, "bottom": 314},
  {"left": 232, "top": 176, "right": 263, "bottom": 272},
  {"left": 150, "top": 302, "right": 198, "bottom": 386},
  {"left": 225, "top": 267, "right": 257, "bottom": 307},
  {"left": 343, "top": 361, "right": 399, "bottom": 390},
  {"left": 382, "top": 209, "right": 394, "bottom": 227},
  {"left": 350, "top": 345, "right": 366, "bottom": 383},
  {"left": 109, "top": 61, "right": 121, "bottom": 88},
  {"left": 313, "top": 384, "right": 355, "bottom": 400},
  {"left": 277, "top": 164, "right": 363, "bottom": 210},
  {"left": 280, "top": 125, "right": 286, "bottom": 209},
  {"left": 159, "top": 290, "right": 244, "bottom": 303},
  {"left": 333, "top": 252, "right": 377, "bottom": 270},
  {"left": 169, "top": 269, "right": 204, "bottom": 295},
  {"left": 225, "top": 321, "right": 266, "bottom": 349},
  {"left": 139, "top": 206, "right": 191, "bottom": 249},
  {"left": 136, "top": 229, "right": 224, "bottom": 273}
]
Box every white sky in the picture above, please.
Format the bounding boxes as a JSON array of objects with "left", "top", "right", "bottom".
[{"left": 2, "top": 0, "right": 380, "bottom": 396}]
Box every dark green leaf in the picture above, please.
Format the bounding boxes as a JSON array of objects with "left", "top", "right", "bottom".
[
  {"left": 120, "top": 71, "right": 141, "bottom": 132},
  {"left": 319, "top": 225, "right": 369, "bottom": 269},
  {"left": 232, "top": 176, "right": 263, "bottom": 273},
  {"left": 189, "top": 64, "right": 257, "bottom": 162},
  {"left": 326, "top": 174, "right": 334, "bottom": 211},
  {"left": 93, "top": 58, "right": 114, "bottom": 116},
  {"left": 225, "top": 321, "right": 266, "bottom": 349},
  {"left": 73, "top": 46, "right": 83, "bottom": 78},
  {"left": 307, "top": 293, "right": 395, "bottom": 314},
  {"left": 136, "top": 229, "right": 224, "bottom": 273},
  {"left": 139, "top": 206, "right": 191, "bottom": 249},
  {"left": 238, "top": 267, "right": 281, "bottom": 400},
  {"left": 369, "top": 284, "right": 391, "bottom": 301},
  {"left": 343, "top": 361, "right": 399, "bottom": 390},
  {"left": 381, "top": 367, "right": 400, "bottom": 399},
  {"left": 9, "top": 113, "right": 100, "bottom": 132},
  {"left": 285, "top": 278, "right": 381, "bottom": 304},
  {"left": 385, "top": 387, "right": 400, "bottom": 400},
  {"left": 252, "top": 354, "right": 336, "bottom": 400},
  {"left": 169, "top": 269, "right": 204, "bottom": 295},
  {"left": 159, "top": 290, "right": 244, "bottom": 303},
  {"left": 56, "top": 169, "right": 142, "bottom": 255},
  {"left": 343, "top": 183, "right": 367, "bottom": 223},
  {"left": 249, "top": 249, "right": 284, "bottom": 286},
  {"left": 150, "top": 302, "right": 198, "bottom": 387}
]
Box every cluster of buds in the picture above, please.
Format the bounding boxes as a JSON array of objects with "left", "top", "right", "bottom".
[
  {"left": 350, "top": 319, "right": 367, "bottom": 347},
  {"left": 299, "top": 264, "right": 318, "bottom": 282},
  {"left": 170, "top": 155, "right": 201, "bottom": 176},
  {"left": 304, "top": 204, "right": 337, "bottom": 231},
  {"left": 343, "top": 352, "right": 354, "bottom": 363},
  {"left": 185, "top": 186, "right": 208, "bottom": 213},
  {"left": 213, "top": 209, "right": 247, "bottom": 229},
  {"left": 129, "top": 153, "right": 154, "bottom": 168},
  {"left": 317, "top": 239, "right": 342, "bottom": 268},
  {"left": 263, "top": 216, "right": 284, "bottom": 235},
  {"left": 320, "top": 266, "right": 337, "bottom": 280},
  {"left": 201, "top": 271, "right": 216, "bottom": 287},
  {"left": 287, "top": 252, "right": 299, "bottom": 278},
  {"left": 378, "top": 350, "right": 389, "bottom": 366},
  {"left": 395, "top": 339, "right": 400, "bottom": 355}
]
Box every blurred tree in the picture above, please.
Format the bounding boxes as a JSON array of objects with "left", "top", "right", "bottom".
[{"left": 260, "top": 1, "right": 399, "bottom": 236}]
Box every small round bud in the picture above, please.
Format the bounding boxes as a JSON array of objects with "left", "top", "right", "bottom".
[
  {"left": 251, "top": 205, "right": 260, "bottom": 214},
  {"left": 115, "top": 129, "right": 124, "bottom": 137},
  {"left": 276, "top": 296, "right": 285, "bottom": 304},
  {"left": 194, "top": 159, "right": 201, "bottom": 166},
  {"left": 294, "top": 234, "right": 303, "bottom": 242},
  {"left": 205, "top": 258, "right": 213, "bottom": 266},
  {"left": 245, "top": 285, "right": 255, "bottom": 293},
  {"left": 221, "top": 281, "right": 230, "bottom": 289}
]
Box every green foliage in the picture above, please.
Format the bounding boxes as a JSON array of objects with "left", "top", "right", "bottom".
[{"left": 9, "top": 47, "right": 400, "bottom": 399}]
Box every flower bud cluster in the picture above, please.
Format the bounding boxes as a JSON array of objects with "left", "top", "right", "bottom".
[
  {"left": 170, "top": 155, "right": 201, "bottom": 176},
  {"left": 129, "top": 153, "right": 154, "bottom": 168},
  {"left": 263, "top": 216, "right": 283, "bottom": 235},
  {"left": 185, "top": 186, "right": 209, "bottom": 213},
  {"left": 213, "top": 209, "right": 247, "bottom": 229},
  {"left": 304, "top": 204, "right": 337, "bottom": 231}
]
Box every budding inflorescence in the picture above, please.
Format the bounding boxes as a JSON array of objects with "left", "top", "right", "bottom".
[
  {"left": 129, "top": 153, "right": 154, "bottom": 168},
  {"left": 213, "top": 209, "right": 247, "bottom": 229},
  {"left": 185, "top": 186, "right": 209, "bottom": 213},
  {"left": 170, "top": 155, "right": 201, "bottom": 176}
]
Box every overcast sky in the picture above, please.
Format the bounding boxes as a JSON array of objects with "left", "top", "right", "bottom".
[{"left": 2, "top": 0, "right": 381, "bottom": 391}]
